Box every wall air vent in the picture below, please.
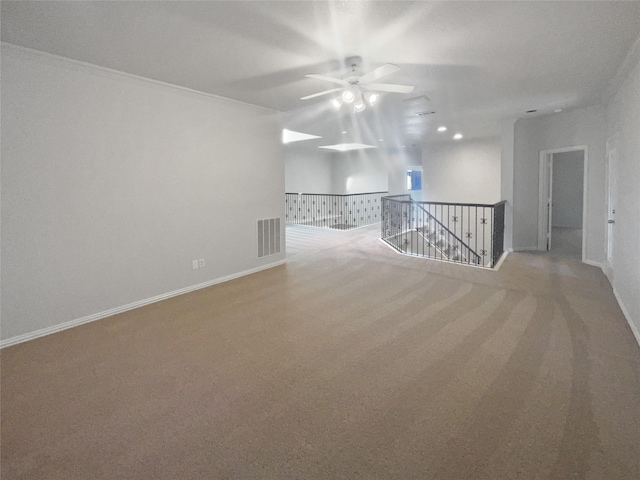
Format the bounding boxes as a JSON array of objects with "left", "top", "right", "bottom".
[{"left": 257, "top": 218, "right": 281, "bottom": 258}]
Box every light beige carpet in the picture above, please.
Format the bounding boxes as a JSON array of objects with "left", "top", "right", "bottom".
[
  {"left": 2, "top": 224, "right": 639, "bottom": 479},
  {"left": 551, "top": 226, "right": 583, "bottom": 261}
]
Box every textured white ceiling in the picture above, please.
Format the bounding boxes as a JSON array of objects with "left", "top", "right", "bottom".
[{"left": 2, "top": 1, "right": 639, "bottom": 148}]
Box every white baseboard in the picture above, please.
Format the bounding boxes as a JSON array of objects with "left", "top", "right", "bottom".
[
  {"left": 512, "top": 246, "right": 539, "bottom": 252},
  {"left": 0, "top": 260, "right": 286, "bottom": 349},
  {"left": 583, "top": 259, "right": 604, "bottom": 270},
  {"left": 493, "top": 251, "right": 509, "bottom": 270},
  {"left": 612, "top": 287, "right": 640, "bottom": 349}
]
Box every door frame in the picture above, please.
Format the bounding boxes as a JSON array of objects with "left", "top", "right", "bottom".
[
  {"left": 604, "top": 135, "right": 618, "bottom": 280},
  {"left": 537, "top": 145, "right": 588, "bottom": 261}
]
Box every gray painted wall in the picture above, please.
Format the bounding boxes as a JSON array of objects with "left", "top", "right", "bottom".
[
  {"left": 285, "top": 145, "right": 333, "bottom": 193},
  {"left": 1, "top": 45, "right": 285, "bottom": 342},
  {"left": 422, "top": 137, "right": 501, "bottom": 204},
  {"left": 513, "top": 105, "right": 607, "bottom": 260},
  {"left": 285, "top": 147, "right": 390, "bottom": 195},
  {"left": 331, "top": 150, "right": 389, "bottom": 195},
  {"left": 501, "top": 119, "right": 517, "bottom": 252},
  {"left": 605, "top": 45, "right": 640, "bottom": 343},
  {"left": 552, "top": 150, "right": 584, "bottom": 228}
]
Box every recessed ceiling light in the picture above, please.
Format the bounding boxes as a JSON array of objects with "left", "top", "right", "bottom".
[
  {"left": 318, "top": 143, "right": 376, "bottom": 152},
  {"left": 342, "top": 130, "right": 348, "bottom": 134},
  {"left": 378, "top": 138, "right": 384, "bottom": 141},
  {"left": 453, "top": 133, "right": 463, "bottom": 140},
  {"left": 554, "top": 109, "right": 563, "bottom": 113},
  {"left": 437, "top": 126, "right": 447, "bottom": 132}
]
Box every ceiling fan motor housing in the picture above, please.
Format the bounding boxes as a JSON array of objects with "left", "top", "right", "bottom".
[{"left": 345, "top": 56, "right": 363, "bottom": 70}]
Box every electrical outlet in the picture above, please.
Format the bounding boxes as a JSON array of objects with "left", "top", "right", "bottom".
[
  {"left": 192, "top": 259, "right": 199, "bottom": 270},
  {"left": 199, "top": 258, "right": 205, "bottom": 268}
]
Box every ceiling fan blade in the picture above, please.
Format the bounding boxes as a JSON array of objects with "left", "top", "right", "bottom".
[
  {"left": 305, "top": 74, "right": 348, "bottom": 85},
  {"left": 358, "top": 63, "right": 400, "bottom": 84},
  {"left": 301, "top": 88, "right": 343, "bottom": 100},
  {"left": 366, "top": 83, "right": 415, "bottom": 94}
]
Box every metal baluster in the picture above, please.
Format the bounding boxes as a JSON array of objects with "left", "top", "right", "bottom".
[
  {"left": 493, "top": 205, "right": 497, "bottom": 267},
  {"left": 482, "top": 206, "right": 487, "bottom": 267},
  {"left": 472, "top": 206, "right": 476, "bottom": 263},
  {"left": 438, "top": 205, "right": 444, "bottom": 260},
  {"left": 460, "top": 205, "right": 464, "bottom": 264},
  {"left": 429, "top": 204, "right": 437, "bottom": 258}
]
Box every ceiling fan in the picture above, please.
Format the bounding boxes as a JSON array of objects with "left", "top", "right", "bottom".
[{"left": 301, "top": 57, "right": 415, "bottom": 112}]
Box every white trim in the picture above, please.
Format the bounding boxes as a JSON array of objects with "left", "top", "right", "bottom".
[
  {"left": 583, "top": 259, "right": 604, "bottom": 270},
  {"left": 604, "top": 136, "right": 618, "bottom": 281},
  {"left": 613, "top": 287, "right": 640, "bottom": 349},
  {"left": 581, "top": 147, "right": 589, "bottom": 263},
  {"left": 512, "top": 246, "right": 539, "bottom": 252},
  {"left": 0, "top": 260, "right": 286, "bottom": 349},
  {"left": 603, "top": 33, "right": 640, "bottom": 103},
  {"left": 492, "top": 251, "right": 508, "bottom": 270},
  {"left": 537, "top": 151, "right": 551, "bottom": 250},
  {"left": 537, "top": 146, "right": 588, "bottom": 262},
  {"left": 1, "top": 42, "right": 279, "bottom": 114}
]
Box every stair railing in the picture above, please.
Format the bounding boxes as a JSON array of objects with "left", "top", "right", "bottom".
[
  {"left": 286, "top": 191, "right": 388, "bottom": 230},
  {"left": 412, "top": 202, "right": 482, "bottom": 265},
  {"left": 381, "top": 196, "right": 506, "bottom": 268}
]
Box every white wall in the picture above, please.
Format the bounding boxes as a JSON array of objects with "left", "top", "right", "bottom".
[
  {"left": 285, "top": 144, "right": 423, "bottom": 198},
  {"left": 284, "top": 145, "right": 333, "bottom": 193},
  {"left": 552, "top": 150, "right": 584, "bottom": 228},
  {"left": 422, "top": 137, "right": 501, "bottom": 204},
  {"left": 501, "top": 119, "right": 516, "bottom": 251},
  {"left": 285, "top": 146, "right": 392, "bottom": 195},
  {"left": 1, "top": 45, "right": 285, "bottom": 343},
  {"left": 331, "top": 149, "right": 389, "bottom": 195},
  {"left": 513, "top": 105, "right": 607, "bottom": 261},
  {"left": 605, "top": 44, "right": 640, "bottom": 343}
]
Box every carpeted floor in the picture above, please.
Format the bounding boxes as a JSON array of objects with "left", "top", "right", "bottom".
[
  {"left": 551, "top": 226, "right": 583, "bottom": 261},
  {"left": 2, "top": 224, "right": 639, "bottom": 479}
]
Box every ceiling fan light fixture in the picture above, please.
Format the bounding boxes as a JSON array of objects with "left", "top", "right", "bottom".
[
  {"left": 304, "top": 60, "right": 414, "bottom": 117},
  {"left": 353, "top": 87, "right": 367, "bottom": 113},
  {"left": 365, "top": 92, "right": 379, "bottom": 106},
  {"left": 353, "top": 90, "right": 366, "bottom": 112},
  {"left": 342, "top": 89, "right": 355, "bottom": 104}
]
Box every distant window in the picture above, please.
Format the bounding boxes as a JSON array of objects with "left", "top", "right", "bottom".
[{"left": 406, "top": 169, "right": 422, "bottom": 191}]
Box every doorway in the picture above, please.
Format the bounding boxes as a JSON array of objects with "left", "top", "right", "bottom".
[
  {"left": 406, "top": 166, "right": 423, "bottom": 201},
  {"left": 538, "top": 146, "right": 587, "bottom": 261}
]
